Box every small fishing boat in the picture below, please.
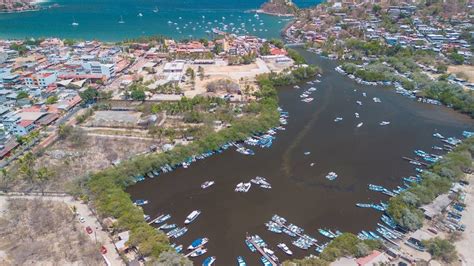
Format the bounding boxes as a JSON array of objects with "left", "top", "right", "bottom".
[
  {"left": 118, "top": 16, "right": 125, "bottom": 24},
  {"left": 334, "top": 117, "right": 343, "bottom": 122},
  {"left": 354, "top": 112, "right": 359, "bottom": 118},
  {"left": 379, "top": 121, "right": 390, "bottom": 126},
  {"left": 237, "top": 256, "right": 247, "bottom": 266},
  {"left": 188, "top": 237, "right": 209, "bottom": 250},
  {"left": 138, "top": 13, "right": 143, "bottom": 17},
  {"left": 158, "top": 223, "right": 176, "bottom": 230},
  {"left": 154, "top": 214, "right": 171, "bottom": 224},
  {"left": 304, "top": 151, "right": 311, "bottom": 155},
  {"left": 202, "top": 256, "right": 215, "bottom": 266},
  {"left": 175, "top": 244, "right": 183, "bottom": 253},
  {"left": 356, "top": 100, "right": 362, "bottom": 105},
  {"left": 245, "top": 240, "right": 256, "bottom": 252},
  {"left": 260, "top": 256, "right": 272, "bottom": 266},
  {"left": 277, "top": 243, "right": 293, "bottom": 255},
  {"left": 356, "top": 122, "right": 364, "bottom": 128},
  {"left": 134, "top": 199, "right": 148, "bottom": 206},
  {"left": 153, "top": 6, "right": 159, "bottom": 13},
  {"left": 318, "top": 228, "right": 336, "bottom": 239},
  {"left": 201, "top": 181, "right": 215, "bottom": 189},
  {"left": 185, "top": 210, "right": 201, "bottom": 224},
  {"left": 190, "top": 248, "right": 207, "bottom": 257}
]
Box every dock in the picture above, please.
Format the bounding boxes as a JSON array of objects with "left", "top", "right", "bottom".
[
  {"left": 401, "top": 156, "right": 430, "bottom": 167},
  {"left": 247, "top": 236, "right": 278, "bottom": 266},
  {"left": 147, "top": 214, "right": 163, "bottom": 225}
]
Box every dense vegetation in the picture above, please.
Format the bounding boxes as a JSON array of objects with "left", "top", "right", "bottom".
[
  {"left": 284, "top": 233, "right": 381, "bottom": 265},
  {"left": 387, "top": 137, "right": 474, "bottom": 230},
  {"left": 340, "top": 45, "right": 474, "bottom": 118},
  {"left": 85, "top": 63, "right": 318, "bottom": 260}
]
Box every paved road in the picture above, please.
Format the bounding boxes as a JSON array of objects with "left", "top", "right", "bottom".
[{"left": 0, "top": 194, "right": 125, "bottom": 266}]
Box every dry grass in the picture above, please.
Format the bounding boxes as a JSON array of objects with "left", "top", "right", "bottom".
[
  {"left": 0, "top": 199, "right": 102, "bottom": 265},
  {"left": 448, "top": 65, "right": 474, "bottom": 83}
]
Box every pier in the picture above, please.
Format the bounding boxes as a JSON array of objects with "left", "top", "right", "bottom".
[
  {"left": 401, "top": 157, "right": 430, "bottom": 167},
  {"left": 246, "top": 236, "right": 278, "bottom": 266},
  {"left": 147, "top": 214, "right": 163, "bottom": 225}
]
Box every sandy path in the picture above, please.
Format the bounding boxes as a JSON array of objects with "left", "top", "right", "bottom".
[{"left": 456, "top": 174, "right": 474, "bottom": 266}]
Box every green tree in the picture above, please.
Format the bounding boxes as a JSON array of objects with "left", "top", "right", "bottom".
[
  {"left": 130, "top": 89, "right": 146, "bottom": 101},
  {"left": 17, "top": 91, "right": 29, "bottom": 100},
  {"left": 79, "top": 87, "right": 99, "bottom": 104},
  {"left": 259, "top": 42, "right": 271, "bottom": 56},
  {"left": 423, "top": 237, "right": 458, "bottom": 263},
  {"left": 449, "top": 52, "right": 465, "bottom": 65},
  {"left": 45, "top": 95, "right": 58, "bottom": 104},
  {"left": 0, "top": 168, "right": 14, "bottom": 192},
  {"left": 35, "top": 167, "right": 53, "bottom": 195}
]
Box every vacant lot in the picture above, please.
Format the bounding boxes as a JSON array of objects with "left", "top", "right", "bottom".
[
  {"left": 0, "top": 198, "right": 102, "bottom": 265},
  {"left": 34, "top": 132, "right": 160, "bottom": 191}
]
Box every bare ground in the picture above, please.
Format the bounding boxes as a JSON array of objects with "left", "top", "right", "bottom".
[
  {"left": 0, "top": 198, "right": 102, "bottom": 265},
  {"left": 448, "top": 65, "right": 474, "bottom": 83},
  {"left": 32, "top": 133, "right": 161, "bottom": 191}
]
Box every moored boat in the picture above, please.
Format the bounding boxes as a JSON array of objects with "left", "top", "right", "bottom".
[
  {"left": 201, "top": 180, "right": 215, "bottom": 189},
  {"left": 237, "top": 256, "right": 247, "bottom": 266},
  {"left": 202, "top": 256, "right": 216, "bottom": 266},
  {"left": 185, "top": 210, "right": 201, "bottom": 224},
  {"left": 188, "top": 237, "right": 209, "bottom": 250},
  {"left": 190, "top": 248, "right": 207, "bottom": 257},
  {"left": 277, "top": 243, "right": 293, "bottom": 255}
]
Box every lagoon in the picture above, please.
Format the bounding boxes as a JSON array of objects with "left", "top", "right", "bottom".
[{"left": 127, "top": 49, "right": 473, "bottom": 264}]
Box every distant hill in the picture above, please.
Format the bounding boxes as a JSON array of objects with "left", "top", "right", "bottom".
[{"left": 259, "top": 0, "right": 298, "bottom": 16}]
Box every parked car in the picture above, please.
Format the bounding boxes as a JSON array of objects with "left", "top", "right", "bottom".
[
  {"left": 100, "top": 246, "right": 107, "bottom": 254},
  {"left": 79, "top": 216, "right": 85, "bottom": 223}
]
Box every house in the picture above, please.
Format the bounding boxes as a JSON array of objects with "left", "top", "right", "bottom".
[
  {"left": 355, "top": 250, "right": 391, "bottom": 265},
  {"left": 12, "top": 119, "right": 36, "bottom": 136},
  {"left": 115, "top": 231, "right": 130, "bottom": 253}
]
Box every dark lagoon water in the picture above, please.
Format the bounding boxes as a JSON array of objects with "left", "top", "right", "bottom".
[
  {"left": 128, "top": 49, "right": 473, "bottom": 264},
  {"left": 0, "top": 0, "right": 321, "bottom": 41}
]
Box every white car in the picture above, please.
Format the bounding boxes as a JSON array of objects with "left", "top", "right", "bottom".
[{"left": 79, "top": 217, "right": 85, "bottom": 223}]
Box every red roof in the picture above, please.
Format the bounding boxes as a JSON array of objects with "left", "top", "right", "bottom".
[
  {"left": 270, "top": 48, "right": 288, "bottom": 56},
  {"left": 356, "top": 250, "right": 382, "bottom": 266},
  {"left": 18, "top": 120, "right": 35, "bottom": 128}
]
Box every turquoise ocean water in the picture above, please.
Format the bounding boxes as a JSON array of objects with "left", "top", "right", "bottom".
[{"left": 0, "top": 0, "right": 321, "bottom": 41}]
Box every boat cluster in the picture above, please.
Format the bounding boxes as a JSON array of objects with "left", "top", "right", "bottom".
[
  {"left": 414, "top": 149, "right": 442, "bottom": 163},
  {"left": 264, "top": 214, "right": 320, "bottom": 252},
  {"left": 235, "top": 176, "right": 272, "bottom": 192},
  {"left": 299, "top": 86, "right": 318, "bottom": 103}
]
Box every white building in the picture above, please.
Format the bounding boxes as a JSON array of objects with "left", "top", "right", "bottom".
[
  {"left": 24, "top": 72, "right": 57, "bottom": 88},
  {"left": 82, "top": 61, "right": 116, "bottom": 79}
]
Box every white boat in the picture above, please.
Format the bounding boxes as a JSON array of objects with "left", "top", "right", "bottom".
[
  {"left": 138, "top": 13, "right": 143, "bottom": 17},
  {"left": 242, "top": 182, "right": 251, "bottom": 192},
  {"left": 334, "top": 117, "right": 343, "bottom": 122},
  {"left": 190, "top": 248, "right": 207, "bottom": 257},
  {"left": 185, "top": 210, "right": 201, "bottom": 224},
  {"left": 153, "top": 7, "right": 159, "bottom": 13},
  {"left": 277, "top": 243, "right": 293, "bottom": 255},
  {"left": 356, "top": 122, "right": 363, "bottom": 128},
  {"left": 356, "top": 101, "right": 362, "bottom": 105},
  {"left": 71, "top": 17, "right": 79, "bottom": 26},
  {"left": 354, "top": 113, "right": 359, "bottom": 118},
  {"left": 188, "top": 237, "right": 209, "bottom": 250},
  {"left": 379, "top": 121, "right": 390, "bottom": 126},
  {"left": 326, "top": 172, "right": 338, "bottom": 180},
  {"left": 118, "top": 16, "right": 125, "bottom": 24},
  {"left": 201, "top": 180, "right": 215, "bottom": 189}
]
